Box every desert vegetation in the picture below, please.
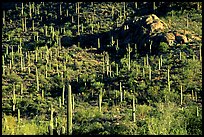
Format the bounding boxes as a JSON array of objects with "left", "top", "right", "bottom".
[{"left": 2, "top": 2, "right": 202, "bottom": 135}]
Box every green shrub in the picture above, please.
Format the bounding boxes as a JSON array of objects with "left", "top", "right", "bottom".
[{"left": 158, "top": 42, "right": 169, "bottom": 53}]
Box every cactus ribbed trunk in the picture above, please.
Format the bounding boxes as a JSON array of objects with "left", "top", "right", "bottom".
[{"left": 67, "top": 84, "right": 72, "bottom": 135}]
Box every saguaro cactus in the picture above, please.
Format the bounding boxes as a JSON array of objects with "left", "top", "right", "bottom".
[
  {"left": 49, "top": 104, "right": 54, "bottom": 135},
  {"left": 116, "top": 63, "right": 119, "bottom": 76},
  {"left": 127, "top": 44, "right": 132, "bottom": 71},
  {"left": 99, "top": 88, "right": 102, "bottom": 112},
  {"left": 18, "top": 109, "right": 20, "bottom": 124},
  {"left": 11, "top": 45, "right": 14, "bottom": 64},
  {"left": 153, "top": 2, "right": 156, "bottom": 11},
  {"left": 20, "top": 83, "right": 23, "bottom": 95},
  {"left": 149, "top": 40, "right": 153, "bottom": 54},
  {"left": 186, "top": 14, "right": 188, "bottom": 28},
  {"left": 77, "top": 14, "right": 80, "bottom": 35},
  {"left": 42, "top": 89, "right": 44, "bottom": 99},
  {"left": 61, "top": 126, "right": 65, "bottom": 135},
  {"left": 62, "top": 84, "right": 65, "bottom": 105},
  {"left": 32, "top": 20, "right": 35, "bottom": 31},
  {"left": 36, "top": 67, "right": 39, "bottom": 92},
  {"left": 168, "top": 81, "right": 171, "bottom": 92},
  {"left": 167, "top": 67, "right": 170, "bottom": 83},
  {"left": 67, "top": 84, "right": 72, "bottom": 135},
  {"left": 24, "top": 17, "right": 27, "bottom": 32},
  {"left": 199, "top": 44, "right": 201, "bottom": 61},
  {"left": 180, "top": 85, "right": 183, "bottom": 105},
  {"left": 21, "top": 3, "right": 24, "bottom": 16},
  {"left": 3, "top": 10, "right": 5, "bottom": 25},
  {"left": 160, "top": 55, "right": 163, "bottom": 67},
  {"left": 72, "top": 94, "right": 75, "bottom": 110},
  {"left": 191, "top": 90, "right": 194, "bottom": 100},
  {"left": 98, "top": 38, "right": 100, "bottom": 49},
  {"left": 135, "top": 2, "right": 138, "bottom": 9},
  {"left": 146, "top": 54, "right": 149, "bottom": 66},
  {"left": 119, "top": 82, "right": 123, "bottom": 102},
  {"left": 13, "top": 85, "right": 16, "bottom": 112},
  {"left": 59, "top": 97, "right": 61, "bottom": 108},
  {"left": 179, "top": 50, "right": 182, "bottom": 60},
  {"left": 149, "top": 65, "right": 151, "bottom": 80},
  {"left": 132, "top": 96, "right": 136, "bottom": 122}
]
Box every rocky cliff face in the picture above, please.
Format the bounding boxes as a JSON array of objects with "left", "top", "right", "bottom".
[{"left": 61, "top": 14, "right": 192, "bottom": 54}]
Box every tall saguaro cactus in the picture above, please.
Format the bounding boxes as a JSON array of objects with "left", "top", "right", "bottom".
[
  {"left": 199, "top": 44, "right": 202, "bottom": 61},
  {"left": 36, "top": 67, "right": 39, "bottom": 92},
  {"left": 167, "top": 67, "right": 170, "bottom": 83},
  {"left": 18, "top": 109, "right": 20, "bottom": 124},
  {"left": 62, "top": 84, "right": 65, "bottom": 105},
  {"left": 153, "top": 2, "right": 156, "bottom": 11},
  {"left": 149, "top": 65, "right": 151, "bottom": 80},
  {"left": 160, "top": 55, "right": 163, "bottom": 67},
  {"left": 97, "top": 38, "right": 100, "bottom": 49},
  {"left": 180, "top": 85, "right": 183, "bottom": 105},
  {"left": 132, "top": 96, "right": 136, "bottom": 122},
  {"left": 12, "top": 85, "right": 16, "bottom": 112},
  {"left": 67, "top": 84, "right": 72, "bottom": 135}
]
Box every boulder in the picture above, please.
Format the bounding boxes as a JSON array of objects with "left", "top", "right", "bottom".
[
  {"left": 150, "top": 20, "right": 165, "bottom": 33},
  {"left": 163, "top": 32, "right": 176, "bottom": 45},
  {"left": 134, "top": 14, "right": 168, "bottom": 34}
]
